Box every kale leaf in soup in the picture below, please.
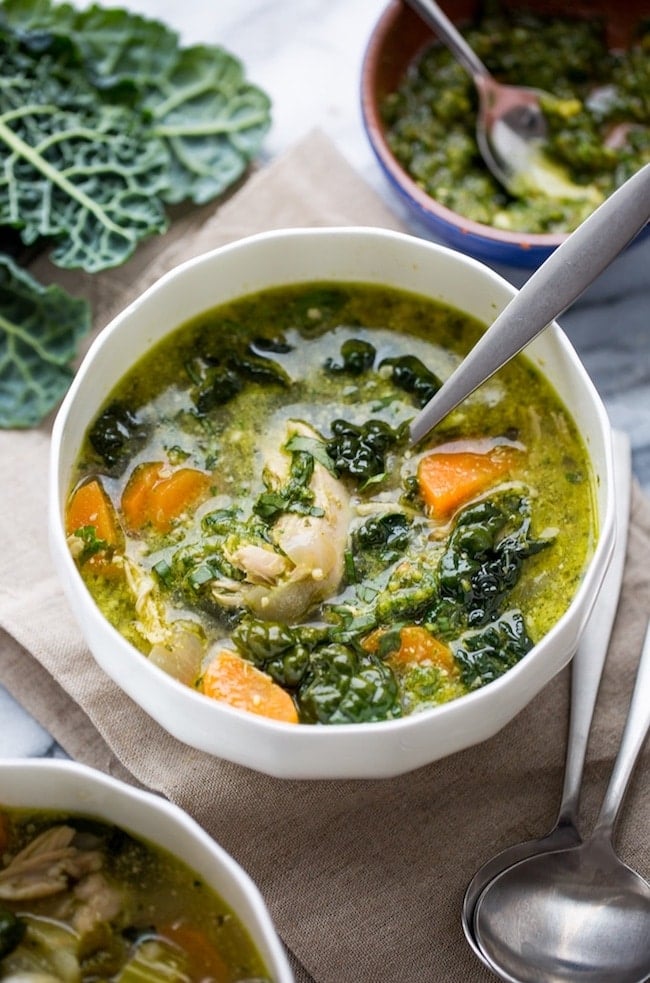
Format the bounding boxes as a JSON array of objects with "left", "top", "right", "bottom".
[
  {"left": 66, "top": 282, "right": 596, "bottom": 725},
  {"left": 0, "top": 807, "right": 270, "bottom": 981}
]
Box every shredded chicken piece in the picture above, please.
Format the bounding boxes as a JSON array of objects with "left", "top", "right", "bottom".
[
  {"left": 214, "top": 421, "right": 351, "bottom": 622},
  {"left": 71, "top": 872, "right": 123, "bottom": 935},
  {"left": 226, "top": 543, "right": 289, "bottom": 584},
  {"left": 0, "top": 826, "right": 103, "bottom": 901},
  {"left": 122, "top": 555, "right": 169, "bottom": 644}
]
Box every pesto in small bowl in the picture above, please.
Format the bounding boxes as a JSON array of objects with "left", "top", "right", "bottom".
[{"left": 381, "top": 6, "right": 649, "bottom": 235}]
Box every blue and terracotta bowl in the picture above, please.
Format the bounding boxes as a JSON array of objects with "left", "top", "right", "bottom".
[{"left": 360, "top": 0, "right": 647, "bottom": 269}]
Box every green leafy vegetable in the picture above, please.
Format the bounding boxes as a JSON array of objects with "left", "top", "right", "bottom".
[
  {"left": 452, "top": 610, "right": 534, "bottom": 689},
  {"left": 253, "top": 449, "right": 324, "bottom": 524},
  {"left": 0, "top": 0, "right": 271, "bottom": 270},
  {"left": 298, "top": 643, "right": 401, "bottom": 724},
  {"left": 145, "top": 44, "right": 272, "bottom": 206},
  {"left": 324, "top": 338, "right": 377, "bottom": 375},
  {"left": 0, "top": 37, "right": 171, "bottom": 272},
  {"left": 380, "top": 354, "right": 443, "bottom": 408},
  {"left": 87, "top": 400, "right": 150, "bottom": 473},
  {"left": 326, "top": 418, "right": 404, "bottom": 481},
  {"left": 0, "top": 253, "right": 90, "bottom": 427},
  {"left": 0, "top": 0, "right": 271, "bottom": 427}
]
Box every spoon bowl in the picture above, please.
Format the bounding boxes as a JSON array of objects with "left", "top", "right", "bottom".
[
  {"left": 473, "top": 617, "right": 650, "bottom": 983},
  {"left": 475, "top": 839, "right": 650, "bottom": 983}
]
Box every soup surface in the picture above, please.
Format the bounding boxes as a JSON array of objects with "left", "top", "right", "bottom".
[
  {"left": 0, "top": 807, "right": 269, "bottom": 982},
  {"left": 381, "top": 5, "right": 649, "bottom": 233},
  {"left": 67, "top": 282, "right": 596, "bottom": 725}
]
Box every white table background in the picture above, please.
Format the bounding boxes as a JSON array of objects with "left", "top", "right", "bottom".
[{"left": 2, "top": 0, "right": 649, "bottom": 788}]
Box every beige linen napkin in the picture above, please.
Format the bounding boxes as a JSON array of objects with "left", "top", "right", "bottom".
[{"left": 1, "top": 130, "right": 649, "bottom": 983}]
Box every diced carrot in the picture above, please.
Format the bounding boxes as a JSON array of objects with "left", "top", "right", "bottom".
[
  {"left": 391, "top": 625, "right": 456, "bottom": 673},
  {"left": 200, "top": 650, "right": 299, "bottom": 724},
  {"left": 417, "top": 446, "right": 517, "bottom": 518},
  {"left": 159, "top": 921, "right": 229, "bottom": 983},
  {"left": 66, "top": 478, "right": 121, "bottom": 546},
  {"left": 121, "top": 462, "right": 211, "bottom": 533},
  {"left": 363, "top": 625, "right": 456, "bottom": 673}
]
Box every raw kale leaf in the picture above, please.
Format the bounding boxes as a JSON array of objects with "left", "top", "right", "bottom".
[
  {"left": 0, "top": 0, "right": 272, "bottom": 271},
  {"left": 145, "top": 44, "right": 272, "bottom": 206},
  {"left": 0, "top": 252, "right": 90, "bottom": 427},
  {"left": 0, "top": 38, "right": 171, "bottom": 272}
]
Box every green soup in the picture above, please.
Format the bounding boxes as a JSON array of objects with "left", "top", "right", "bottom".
[
  {"left": 67, "top": 282, "right": 596, "bottom": 725},
  {"left": 0, "top": 807, "right": 270, "bottom": 981}
]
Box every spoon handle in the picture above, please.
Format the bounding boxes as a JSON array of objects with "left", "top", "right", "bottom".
[
  {"left": 591, "top": 617, "right": 650, "bottom": 840},
  {"left": 403, "top": 0, "right": 491, "bottom": 83},
  {"left": 409, "top": 164, "right": 650, "bottom": 445},
  {"left": 557, "top": 433, "right": 631, "bottom": 827}
]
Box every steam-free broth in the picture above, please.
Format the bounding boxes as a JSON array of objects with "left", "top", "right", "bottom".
[{"left": 66, "top": 282, "right": 596, "bottom": 724}]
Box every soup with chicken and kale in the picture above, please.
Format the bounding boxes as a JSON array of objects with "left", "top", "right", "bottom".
[
  {"left": 65, "top": 282, "right": 596, "bottom": 725},
  {"left": 0, "top": 807, "right": 270, "bottom": 981}
]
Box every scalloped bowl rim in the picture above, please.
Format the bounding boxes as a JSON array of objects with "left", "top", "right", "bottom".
[
  {"left": 49, "top": 226, "right": 615, "bottom": 779},
  {"left": 0, "top": 757, "right": 293, "bottom": 981}
]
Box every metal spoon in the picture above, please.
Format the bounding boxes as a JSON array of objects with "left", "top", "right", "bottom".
[
  {"left": 409, "top": 163, "right": 650, "bottom": 446},
  {"left": 473, "top": 617, "right": 650, "bottom": 983},
  {"left": 402, "top": 0, "right": 583, "bottom": 199},
  {"left": 461, "top": 431, "right": 631, "bottom": 967}
]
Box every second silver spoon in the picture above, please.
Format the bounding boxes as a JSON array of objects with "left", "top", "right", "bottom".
[
  {"left": 474, "top": 614, "right": 650, "bottom": 983},
  {"left": 461, "top": 432, "right": 631, "bottom": 965}
]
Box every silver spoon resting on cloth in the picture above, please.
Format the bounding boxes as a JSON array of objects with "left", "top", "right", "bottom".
[
  {"left": 461, "top": 432, "right": 631, "bottom": 970},
  {"left": 473, "top": 612, "right": 650, "bottom": 983}
]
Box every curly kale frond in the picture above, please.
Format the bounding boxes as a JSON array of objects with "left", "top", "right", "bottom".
[
  {"left": 231, "top": 619, "right": 401, "bottom": 722},
  {"left": 297, "top": 643, "right": 401, "bottom": 724},
  {"left": 379, "top": 354, "right": 443, "bottom": 408},
  {"left": 452, "top": 609, "right": 534, "bottom": 689},
  {"left": 326, "top": 418, "right": 404, "bottom": 482},
  {"left": 88, "top": 401, "right": 150, "bottom": 474},
  {"left": 350, "top": 511, "right": 413, "bottom": 580},
  {"left": 436, "top": 493, "right": 554, "bottom": 628},
  {"left": 324, "top": 338, "right": 377, "bottom": 375}
]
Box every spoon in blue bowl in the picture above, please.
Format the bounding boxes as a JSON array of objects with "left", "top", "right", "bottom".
[
  {"left": 409, "top": 163, "right": 650, "bottom": 447},
  {"left": 404, "top": 0, "right": 602, "bottom": 203}
]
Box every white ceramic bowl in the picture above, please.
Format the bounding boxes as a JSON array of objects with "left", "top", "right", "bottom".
[
  {"left": 49, "top": 227, "right": 615, "bottom": 779},
  {"left": 0, "top": 757, "right": 293, "bottom": 981}
]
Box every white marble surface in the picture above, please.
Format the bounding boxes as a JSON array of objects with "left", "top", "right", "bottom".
[{"left": 2, "top": 0, "right": 649, "bottom": 767}]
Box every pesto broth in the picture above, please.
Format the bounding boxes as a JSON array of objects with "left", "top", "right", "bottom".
[
  {"left": 0, "top": 807, "right": 269, "bottom": 982},
  {"left": 381, "top": 5, "right": 649, "bottom": 233},
  {"left": 68, "top": 282, "right": 595, "bottom": 725}
]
